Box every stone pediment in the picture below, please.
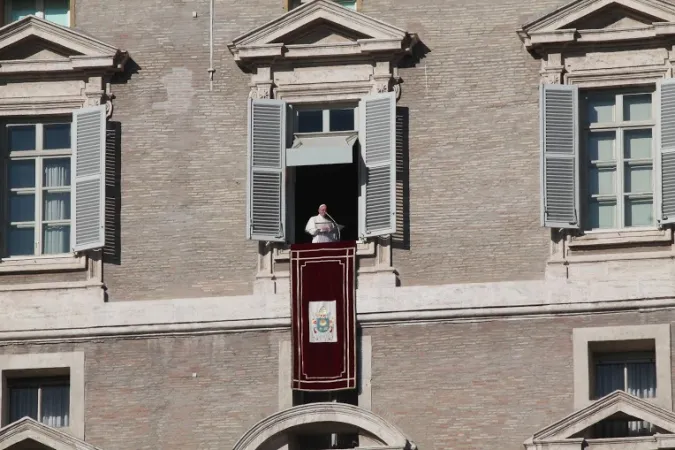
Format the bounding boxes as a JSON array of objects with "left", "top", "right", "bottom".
[
  {"left": 517, "top": 0, "right": 675, "bottom": 51},
  {"left": 0, "top": 417, "right": 101, "bottom": 450},
  {"left": 525, "top": 391, "right": 675, "bottom": 449},
  {"left": 0, "top": 15, "right": 127, "bottom": 74},
  {"left": 228, "top": 0, "right": 417, "bottom": 66}
]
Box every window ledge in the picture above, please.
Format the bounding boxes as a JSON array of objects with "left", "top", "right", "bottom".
[
  {"left": 274, "top": 240, "right": 375, "bottom": 260},
  {"left": 568, "top": 228, "right": 672, "bottom": 249},
  {"left": 0, "top": 254, "right": 86, "bottom": 273}
]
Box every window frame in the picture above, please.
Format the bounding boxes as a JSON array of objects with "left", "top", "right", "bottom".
[
  {"left": 4, "top": 0, "right": 71, "bottom": 26},
  {"left": 2, "top": 116, "right": 73, "bottom": 259},
  {"left": 0, "top": 352, "right": 84, "bottom": 438},
  {"left": 287, "top": 0, "right": 359, "bottom": 11},
  {"left": 573, "top": 324, "right": 672, "bottom": 410},
  {"left": 7, "top": 374, "right": 70, "bottom": 426},
  {"left": 580, "top": 87, "right": 658, "bottom": 232},
  {"left": 287, "top": 102, "right": 361, "bottom": 245},
  {"left": 593, "top": 351, "right": 656, "bottom": 400}
]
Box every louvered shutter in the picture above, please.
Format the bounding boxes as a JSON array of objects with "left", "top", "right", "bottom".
[
  {"left": 659, "top": 79, "right": 675, "bottom": 225},
  {"left": 247, "top": 98, "right": 287, "bottom": 241},
  {"left": 358, "top": 92, "right": 396, "bottom": 237},
  {"left": 72, "top": 105, "right": 106, "bottom": 252},
  {"left": 540, "top": 84, "right": 580, "bottom": 228}
]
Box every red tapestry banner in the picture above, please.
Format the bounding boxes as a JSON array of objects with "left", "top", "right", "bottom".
[{"left": 290, "top": 241, "right": 356, "bottom": 391}]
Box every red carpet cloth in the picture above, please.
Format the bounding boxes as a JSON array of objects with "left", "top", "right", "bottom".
[{"left": 290, "top": 241, "right": 356, "bottom": 391}]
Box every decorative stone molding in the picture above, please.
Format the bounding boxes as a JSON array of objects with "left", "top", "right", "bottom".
[
  {"left": 525, "top": 391, "right": 675, "bottom": 450},
  {"left": 0, "top": 352, "right": 85, "bottom": 439},
  {"left": 233, "top": 403, "right": 414, "bottom": 450},
  {"left": 0, "top": 417, "right": 99, "bottom": 450},
  {"left": 572, "top": 324, "right": 672, "bottom": 410}
]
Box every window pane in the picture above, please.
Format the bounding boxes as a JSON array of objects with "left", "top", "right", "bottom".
[
  {"left": 8, "top": 0, "right": 36, "bottom": 22},
  {"left": 625, "top": 199, "right": 653, "bottom": 227},
  {"left": 43, "top": 158, "right": 71, "bottom": 187},
  {"left": 624, "top": 165, "right": 652, "bottom": 193},
  {"left": 8, "top": 125, "right": 36, "bottom": 151},
  {"left": 9, "top": 159, "right": 35, "bottom": 189},
  {"left": 43, "top": 225, "right": 70, "bottom": 254},
  {"left": 335, "top": 0, "right": 356, "bottom": 9},
  {"left": 329, "top": 108, "right": 354, "bottom": 131},
  {"left": 9, "top": 387, "right": 38, "bottom": 422},
  {"left": 589, "top": 167, "right": 616, "bottom": 195},
  {"left": 589, "top": 200, "right": 616, "bottom": 229},
  {"left": 627, "top": 362, "right": 656, "bottom": 399},
  {"left": 623, "top": 94, "right": 652, "bottom": 121},
  {"left": 43, "top": 0, "right": 69, "bottom": 26},
  {"left": 588, "top": 132, "right": 615, "bottom": 161},
  {"left": 624, "top": 129, "right": 652, "bottom": 160},
  {"left": 44, "top": 193, "right": 70, "bottom": 221},
  {"left": 7, "top": 226, "right": 34, "bottom": 256},
  {"left": 9, "top": 193, "right": 35, "bottom": 222},
  {"left": 587, "top": 97, "right": 615, "bottom": 124},
  {"left": 297, "top": 110, "right": 323, "bottom": 133},
  {"left": 41, "top": 385, "right": 70, "bottom": 427},
  {"left": 595, "top": 363, "right": 625, "bottom": 398},
  {"left": 43, "top": 123, "right": 70, "bottom": 149}
]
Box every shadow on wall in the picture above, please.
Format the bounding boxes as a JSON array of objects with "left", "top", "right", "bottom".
[{"left": 103, "top": 57, "right": 142, "bottom": 266}]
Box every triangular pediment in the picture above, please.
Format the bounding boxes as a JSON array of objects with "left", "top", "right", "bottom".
[
  {"left": 0, "top": 15, "right": 127, "bottom": 73},
  {"left": 228, "top": 0, "right": 416, "bottom": 65},
  {"left": 518, "top": 0, "right": 675, "bottom": 49},
  {"left": 0, "top": 418, "right": 101, "bottom": 450},
  {"left": 527, "top": 391, "right": 675, "bottom": 444}
]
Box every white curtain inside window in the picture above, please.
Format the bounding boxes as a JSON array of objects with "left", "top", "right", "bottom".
[
  {"left": 43, "top": 159, "right": 71, "bottom": 254},
  {"left": 9, "top": 387, "right": 38, "bottom": 422},
  {"left": 595, "top": 361, "right": 656, "bottom": 437},
  {"left": 41, "top": 385, "right": 70, "bottom": 428}
]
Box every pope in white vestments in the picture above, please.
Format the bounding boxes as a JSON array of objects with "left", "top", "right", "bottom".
[{"left": 305, "top": 204, "right": 338, "bottom": 243}]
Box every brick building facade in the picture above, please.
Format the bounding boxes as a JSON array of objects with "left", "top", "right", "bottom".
[{"left": 0, "top": 0, "right": 674, "bottom": 449}]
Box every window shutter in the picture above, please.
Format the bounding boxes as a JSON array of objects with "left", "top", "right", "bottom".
[
  {"left": 540, "top": 84, "right": 580, "bottom": 229},
  {"left": 71, "top": 105, "right": 106, "bottom": 252},
  {"left": 247, "top": 98, "right": 287, "bottom": 241},
  {"left": 659, "top": 79, "right": 675, "bottom": 225},
  {"left": 358, "top": 92, "right": 396, "bottom": 238}
]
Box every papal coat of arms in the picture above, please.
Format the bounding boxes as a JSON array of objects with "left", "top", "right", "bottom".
[{"left": 309, "top": 301, "right": 337, "bottom": 343}]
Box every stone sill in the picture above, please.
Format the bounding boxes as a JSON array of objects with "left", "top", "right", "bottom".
[
  {"left": 568, "top": 228, "right": 672, "bottom": 249},
  {"left": 273, "top": 240, "right": 375, "bottom": 260},
  {"left": 0, "top": 254, "right": 86, "bottom": 273}
]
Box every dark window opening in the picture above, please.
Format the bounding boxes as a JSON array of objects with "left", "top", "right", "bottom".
[
  {"left": 293, "top": 149, "right": 359, "bottom": 244},
  {"left": 591, "top": 418, "right": 655, "bottom": 438},
  {"left": 7, "top": 375, "right": 70, "bottom": 427},
  {"left": 292, "top": 389, "right": 359, "bottom": 449}
]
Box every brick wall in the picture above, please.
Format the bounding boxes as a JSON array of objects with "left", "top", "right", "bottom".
[
  {"left": 72, "top": 0, "right": 563, "bottom": 300},
  {"left": 1, "top": 311, "right": 672, "bottom": 450}
]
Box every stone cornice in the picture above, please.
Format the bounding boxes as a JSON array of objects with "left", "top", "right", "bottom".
[
  {"left": 0, "top": 15, "right": 128, "bottom": 74},
  {"left": 0, "top": 417, "right": 100, "bottom": 450},
  {"left": 517, "top": 0, "right": 675, "bottom": 51},
  {"left": 532, "top": 391, "right": 675, "bottom": 442},
  {"left": 4, "top": 278, "right": 675, "bottom": 343},
  {"left": 228, "top": 0, "right": 416, "bottom": 68}
]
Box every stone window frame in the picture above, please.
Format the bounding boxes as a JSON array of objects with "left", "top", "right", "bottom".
[
  {"left": 0, "top": 352, "right": 85, "bottom": 439},
  {"left": 284, "top": 0, "right": 362, "bottom": 12},
  {"left": 573, "top": 324, "right": 672, "bottom": 410}
]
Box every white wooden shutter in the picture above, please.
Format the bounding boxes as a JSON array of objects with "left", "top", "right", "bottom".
[
  {"left": 659, "top": 79, "right": 675, "bottom": 225},
  {"left": 72, "top": 105, "right": 106, "bottom": 252},
  {"left": 540, "top": 84, "right": 580, "bottom": 229},
  {"left": 358, "top": 92, "right": 396, "bottom": 238},
  {"left": 247, "top": 98, "right": 287, "bottom": 241}
]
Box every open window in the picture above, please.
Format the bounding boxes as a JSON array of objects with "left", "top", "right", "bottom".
[
  {"left": 0, "top": 106, "right": 107, "bottom": 259},
  {"left": 246, "top": 92, "right": 396, "bottom": 244}
]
